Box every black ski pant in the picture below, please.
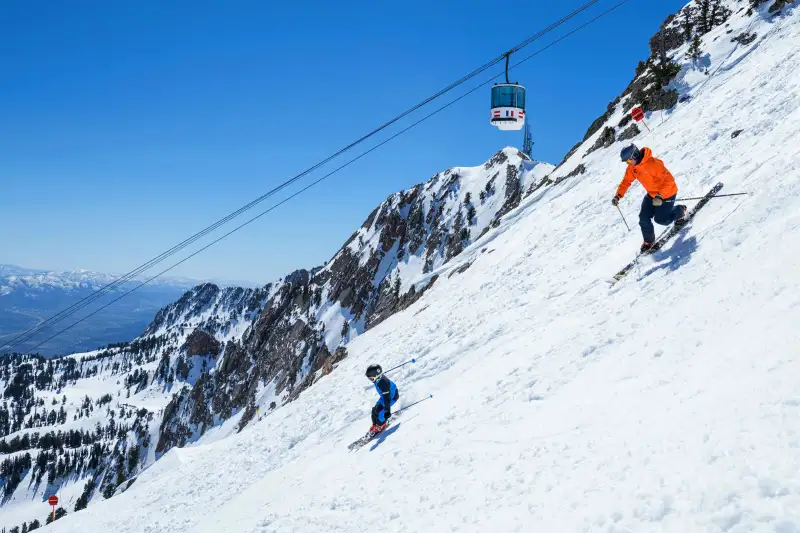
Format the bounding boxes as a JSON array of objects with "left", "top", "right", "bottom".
[{"left": 639, "top": 193, "right": 680, "bottom": 243}]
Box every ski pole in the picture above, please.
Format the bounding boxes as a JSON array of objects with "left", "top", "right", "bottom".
[
  {"left": 395, "top": 394, "right": 433, "bottom": 415},
  {"left": 385, "top": 358, "right": 416, "bottom": 374},
  {"left": 616, "top": 205, "right": 631, "bottom": 232},
  {"left": 676, "top": 192, "right": 749, "bottom": 201}
]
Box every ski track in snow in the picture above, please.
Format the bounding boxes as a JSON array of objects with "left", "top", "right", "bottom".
[{"left": 29, "top": 5, "right": 800, "bottom": 533}]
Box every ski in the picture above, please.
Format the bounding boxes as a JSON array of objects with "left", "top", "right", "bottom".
[
  {"left": 347, "top": 394, "right": 433, "bottom": 451},
  {"left": 347, "top": 413, "right": 402, "bottom": 451},
  {"left": 609, "top": 182, "right": 724, "bottom": 285}
]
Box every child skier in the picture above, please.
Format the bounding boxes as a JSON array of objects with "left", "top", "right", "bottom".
[
  {"left": 612, "top": 144, "right": 688, "bottom": 253},
  {"left": 365, "top": 364, "right": 399, "bottom": 435}
]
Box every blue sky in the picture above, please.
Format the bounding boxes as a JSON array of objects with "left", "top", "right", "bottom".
[{"left": 1, "top": 0, "right": 687, "bottom": 285}]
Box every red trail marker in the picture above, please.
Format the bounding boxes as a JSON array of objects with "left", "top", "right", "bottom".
[
  {"left": 631, "top": 107, "right": 651, "bottom": 132},
  {"left": 48, "top": 494, "right": 59, "bottom": 521}
]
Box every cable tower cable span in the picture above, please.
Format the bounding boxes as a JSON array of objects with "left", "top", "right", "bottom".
[
  {"left": 4, "top": 0, "right": 635, "bottom": 356},
  {"left": 18, "top": 0, "right": 636, "bottom": 357},
  {"left": 1, "top": 0, "right": 605, "bottom": 356}
]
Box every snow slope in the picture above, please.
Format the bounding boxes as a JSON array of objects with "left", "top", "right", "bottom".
[
  {"left": 1, "top": 123, "right": 551, "bottom": 532},
  {"left": 25, "top": 2, "right": 800, "bottom": 531}
]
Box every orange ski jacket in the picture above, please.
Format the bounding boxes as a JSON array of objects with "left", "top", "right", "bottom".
[{"left": 616, "top": 147, "right": 678, "bottom": 199}]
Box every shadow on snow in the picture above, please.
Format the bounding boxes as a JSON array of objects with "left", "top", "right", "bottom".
[
  {"left": 641, "top": 230, "right": 699, "bottom": 280},
  {"left": 369, "top": 423, "right": 403, "bottom": 452}
]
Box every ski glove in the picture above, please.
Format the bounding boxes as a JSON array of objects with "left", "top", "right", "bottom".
[
  {"left": 652, "top": 195, "right": 664, "bottom": 207},
  {"left": 611, "top": 195, "right": 621, "bottom": 207}
]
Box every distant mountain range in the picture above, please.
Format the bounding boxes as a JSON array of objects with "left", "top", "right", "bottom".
[{"left": 0, "top": 264, "right": 246, "bottom": 356}]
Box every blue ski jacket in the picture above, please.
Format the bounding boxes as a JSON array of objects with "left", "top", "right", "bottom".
[{"left": 373, "top": 376, "right": 399, "bottom": 413}]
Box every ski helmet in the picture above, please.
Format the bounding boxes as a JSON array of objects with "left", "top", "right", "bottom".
[
  {"left": 365, "top": 364, "right": 383, "bottom": 381},
  {"left": 620, "top": 143, "right": 641, "bottom": 163}
]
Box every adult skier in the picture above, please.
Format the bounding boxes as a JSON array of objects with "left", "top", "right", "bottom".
[
  {"left": 612, "top": 144, "right": 688, "bottom": 253},
  {"left": 365, "top": 364, "right": 399, "bottom": 435}
]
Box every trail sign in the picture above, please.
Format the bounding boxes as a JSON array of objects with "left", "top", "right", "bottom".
[
  {"left": 48, "top": 494, "right": 59, "bottom": 521},
  {"left": 630, "top": 107, "right": 651, "bottom": 132}
]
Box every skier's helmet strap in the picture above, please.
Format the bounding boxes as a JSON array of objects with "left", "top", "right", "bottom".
[{"left": 366, "top": 364, "right": 383, "bottom": 381}]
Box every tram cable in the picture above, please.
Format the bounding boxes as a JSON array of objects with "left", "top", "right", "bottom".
[{"left": 3, "top": 0, "right": 633, "bottom": 356}]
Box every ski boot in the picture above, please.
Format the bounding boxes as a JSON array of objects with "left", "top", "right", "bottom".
[
  {"left": 673, "top": 205, "right": 688, "bottom": 228},
  {"left": 640, "top": 241, "right": 662, "bottom": 254},
  {"left": 369, "top": 422, "right": 388, "bottom": 436}
]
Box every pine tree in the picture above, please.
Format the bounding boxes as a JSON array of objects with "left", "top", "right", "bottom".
[
  {"left": 464, "top": 192, "right": 471, "bottom": 206},
  {"left": 651, "top": 60, "right": 682, "bottom": 87},
  {"left": 682, "top": 6, "right": 696, "bottom": 41},
  {"left": 28, "top": 520, "right": 41, "bottom": 531},
  {"left": 46, "top": 507, "right": 68, "bottom": 524},
  {"left": 697, "top": 0, "right": 711, "bottom": 34},
  {"left": 710, "top": 0, "right": 722, "bottom": 24},
  {"left": 127, "top": 444, "right": 140, "bottom": 472},
  {"left": 74, "top": 478, "right": 95, "bottom": 511},
  {"left": 467, "top": 205, "right": 477, "bottom": 225},
  {"left": 686, "top": 35, "right": 704, "bottom": 64},
  {"left": 710, "top": 0, "right": 731, "bottom": 27},
  {"left": 102, "top": 483, "right": 116, "bottom": 499}
]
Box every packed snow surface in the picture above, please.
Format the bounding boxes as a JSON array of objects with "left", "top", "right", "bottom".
[{"left": 40, "top": 4, "right": 800, "bottom": 532}]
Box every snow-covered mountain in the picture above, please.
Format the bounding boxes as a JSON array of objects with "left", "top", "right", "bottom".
[
  {"left": 3, "top": 0, "right": 800, "bottom": 530},
  {"left": 0, "top": 146, "right": 552, "bottom": 527},
  {"left": 0, "top": 265, "right": 205, "bottom": 356},
  {"left": 0, "top": 265, "right": 204, "bottom": 294},
  {"left": 0, "top": 266, "right": 254, "bottom": 294}
]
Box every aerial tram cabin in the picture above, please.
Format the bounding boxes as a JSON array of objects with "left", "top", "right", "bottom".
[{"left": 490, "top": 52, "right": 526, "bottom": 131}]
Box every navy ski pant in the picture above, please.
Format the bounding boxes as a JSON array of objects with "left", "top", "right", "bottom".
[
  {"left": 371, "top": 392, "right": 399, "bottom": 424},
  {"left": 639, "top": 193, "right": 681, "bottom": 243}
]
